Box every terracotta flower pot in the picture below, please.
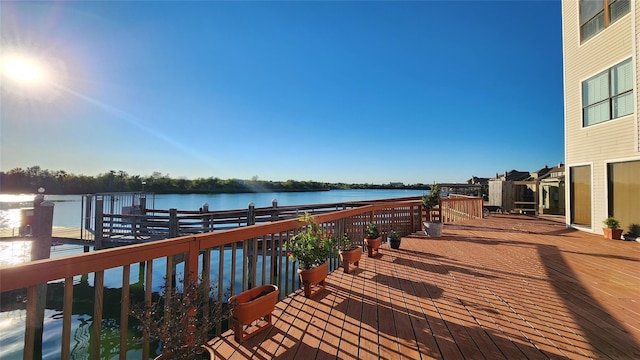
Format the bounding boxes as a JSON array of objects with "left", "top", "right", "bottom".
[
  {"left": 228, "top": 284, "right": 279, "bottom": 342},
  {"left": 298, "top": 261, "right": 328, "bottom": 298},
  {"left": 339, "top": 246, "right": 362, "bottom": 274},
  {"left": 364, "top": 236, "right": 382, "bottom": 257},
  {"left": 603, "top": 228, "right": 623, "bottom": 240}
]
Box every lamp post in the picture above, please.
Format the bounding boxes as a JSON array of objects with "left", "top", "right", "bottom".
[{"left": 141, "top": 180, "right": 146, "bottom": 192}]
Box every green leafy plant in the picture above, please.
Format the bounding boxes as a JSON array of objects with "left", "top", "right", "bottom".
[
  {"left": 603, "top": 217, "right": 620, "bottom": 229},
  {"left": 422, "top": 183, "right": 441, "bottom": 209},
  {"left": 365, "top": 222, "right": 380, "bottom": 239},
  {"left": 130, "top": 276, "right": 228, "bottom": 360},
  {"left": 387, "top": 230, "right": 400, "bottom": 242},
  {"left": 339, "top": 232, "right": 355, "bottom": 251},
  {"left": 287, "top": 213, "right": 337, "bottom": 270}
]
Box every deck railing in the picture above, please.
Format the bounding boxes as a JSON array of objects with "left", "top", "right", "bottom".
[
  {"left": 0, "top": 200, "right": 423, "bottom": 359},
  {"left": 440, "top": 196, "right": 484, "bottom": 222},
  {"left": 0, "top": 196, "right": 483, "bottom": 359},
  {"left": 95, "top": 196, "right": 421, "bottom": 247}
]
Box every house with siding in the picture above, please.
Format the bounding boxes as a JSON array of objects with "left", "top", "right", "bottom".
[
  {"left": 538, "top": 164, "right": 565, "bottom": 215},
  {"left": 561, "top": 0, "right": 640, "bottom": 236}
]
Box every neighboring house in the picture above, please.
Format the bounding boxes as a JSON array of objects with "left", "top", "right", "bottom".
[
  {"left": 488, "top": 169, "right": 534, "bottom": 214},
  {"left": 538, "top": 164, "right": 566, "bottom": 215},
  {"left": 493, "top": 170, "right": 530, "bottom": 182},
  {"left": 466, "top": 176, "right": 490, "bottom": 185},
  {"left": 530, "top": 165, "right": 553, "bottom": 180},
  {"left": 488, "top": 166, "right": 567, "bottom": 216},
  {"left": 562, "top": 1, "right": 640, "bottom": 234}
]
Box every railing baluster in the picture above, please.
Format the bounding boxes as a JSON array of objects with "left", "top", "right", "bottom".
[
  {"left": 217, "top": 246, "right": 224, "bottom": 334},
  {"left": 119, "top": 266, "right": 130, "bottom": 360},
  {"left": 62, "top": 277, "right": 73, "bottom": 359},
  {"left": 91, "top": 270, "right": 104, "bottom": 359},
  {"left": 231, "top": 242, "right": 237, "bottom": 296},
  {"left": 143, "top": 260, "right": 153, "bottom": 360},
  {"left": 261, "top": 235, "right": 267, "bottom": 286},
  {"left": 24, "top": 285, "right": 37, "bottom": 360}
]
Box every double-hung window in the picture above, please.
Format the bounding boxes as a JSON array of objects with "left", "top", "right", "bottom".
[
  {"left": 582, "top": 58, "right": 633, "bottom": 127},
  {"left": 580, "top": 0, "right": 630, "bottom": 42}
]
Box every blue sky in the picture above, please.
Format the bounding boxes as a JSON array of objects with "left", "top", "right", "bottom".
[{"left": 1, "top": 0, "right": 563, "bottom": 184}]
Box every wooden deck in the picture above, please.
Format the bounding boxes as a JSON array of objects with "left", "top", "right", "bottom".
[{"left": 209, "top": 214, "right": 640, "bottom": 359}]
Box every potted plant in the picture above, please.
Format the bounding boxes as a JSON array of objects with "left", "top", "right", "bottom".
[
  {"left": 388, "top": 230, "right": 401, "bottom": 249},
  {"left": 422, "top": 184, "right": 443, "bottom": 237},
  {"left": 286, "top": 213, "right": 337, "bottom": 297},
  {"left": 364, "top": 221, "right": 382, "bottom": 257},
  {"left": 623, "top": 223, "right": 640, "bottom": 241},
  {"left": 338, "top": 232, "right": 362, "bottom": 274},
  {"left": 228, "top": 284, "right": 279, "bottom": 343},
  {"left": 602, "top": 217, "right": 623, "bottom": 240},
  {"left": 129, "top": 275, "right": 228, "bottom": 360}
]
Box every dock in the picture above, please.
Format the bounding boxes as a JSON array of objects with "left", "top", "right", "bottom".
[{"left": 0, "top": 226, "right": 93, "bottom": 243}]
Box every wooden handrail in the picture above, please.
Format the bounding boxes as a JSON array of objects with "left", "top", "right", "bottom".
[
  {"left": 0, "top": 197, "right": 486, "bottom": 358},
  {"left": 96, "top": 196, "right": 423, "bottom": 243}
]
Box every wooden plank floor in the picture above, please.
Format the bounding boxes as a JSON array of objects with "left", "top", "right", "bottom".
[{"left": 209, "top": 214, "right": 640, "bottom": 359}]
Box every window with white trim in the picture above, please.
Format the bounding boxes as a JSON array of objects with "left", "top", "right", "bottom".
[
  {"left": 582, "top": 58, "right": 633, "bottom": 127},
  {"left": 580, "top": 0, "right": 630, "bottom": 43}
]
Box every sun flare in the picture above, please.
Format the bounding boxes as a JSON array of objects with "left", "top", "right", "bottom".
[
  {"left": 0, "top": 50, "right": 65, "bottom": 103},
  {"left": 2, "top": 55, "right": 49, "bottom": 85}
]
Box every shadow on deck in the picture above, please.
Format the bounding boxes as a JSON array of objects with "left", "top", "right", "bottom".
[{"left": 209, "top": 215, "right": 640, "bottom": 359}]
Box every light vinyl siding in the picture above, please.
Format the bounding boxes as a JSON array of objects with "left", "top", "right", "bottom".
[
  {"left": 636, "top": 0, "right": 640, "bottom": 151},
  {"left": 562, "top": 0, "right": 639, "bottom": 232}
]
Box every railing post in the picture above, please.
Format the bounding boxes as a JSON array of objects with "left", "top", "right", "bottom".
[
  {"left": 247, "top": 203, "right": 255, "bottom": 226},
  {"left": 271, "top": 199, "right": 278, "bottom": 222},
  {"left": 109, "top": 196, "right": 115, "bottom": 236},
  {"left": 24, "top": 196, "right": 54, "bottom": 360},
  {"left": 201, "top": 203, "right": 211, "bottom": 231},
  {"left": 411, "top": 204, "right": 416, "bottom": 232},
  {"left": 83, "top": 194, "right": 93, "bottom": 237},
  {"left": 95, "top": 196, "right": 104, "bottom": 250},
  {"left": 243, "top": 203, "right": 256, "bottom": 293},
  {"left": 169, "top": 208, "right": 178, "bottom": 238},
  {"left": 32, "top": 199, "right": 54, "bottom": 260},
  {"left": 132, "top": 215, "right": 138, "bottom": 241},
  {"left": 140, "top": 194, "right": 147, "bottom": 215}
]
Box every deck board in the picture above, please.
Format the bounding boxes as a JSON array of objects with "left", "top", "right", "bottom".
[{"left": 208, "top": 215, "right": 640, "bottom": 359}]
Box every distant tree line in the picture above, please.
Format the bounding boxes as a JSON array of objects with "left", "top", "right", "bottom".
[{"left": 0, "top": 166, "right": 429, "bottom": 195}]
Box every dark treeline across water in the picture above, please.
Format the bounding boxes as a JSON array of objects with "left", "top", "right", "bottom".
[{"left": 0, "top": 166, "right": 430, "bottom": 195}]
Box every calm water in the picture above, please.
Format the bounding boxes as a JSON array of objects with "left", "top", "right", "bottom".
[
  {"left": 0, "top": 189, "right": 425, "bottom": 229},
  {"left": 0, "top": 189, "right": 424, "bottom": 359}
]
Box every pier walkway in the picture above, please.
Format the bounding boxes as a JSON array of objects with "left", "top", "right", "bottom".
[
  {"left": 209, "top": 214, "right": 640, "bottom": 359},
  {"left": 0, "top": 226, "right": 92, "bottom": 242}
]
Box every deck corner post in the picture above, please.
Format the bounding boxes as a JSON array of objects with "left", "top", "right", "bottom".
[
  {"left": 248, "top": 203, "right": 255, "bottom": 226},
  {"left": 169, "top": 208, "right": 178, "bottom": 238},
  {"left": 271, "top": 199, "right": 278, "bottom": 222}
]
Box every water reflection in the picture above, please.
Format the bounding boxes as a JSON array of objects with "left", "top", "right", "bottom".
[
  {"left": 0, "top": 241, "right": 32, "bottom": 266},
  {"left": 0, "top": 194, "right": 35, "bottom": 230}
]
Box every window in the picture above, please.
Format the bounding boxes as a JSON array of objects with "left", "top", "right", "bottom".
[
  {"left": 607, "top": 160, "right": 640, "bottom": 232},
  {"left": 570, "top": 165, "right": 591, "bottom": 227},
  {"left": 582, "top": 58, "right": 633, "bottom": 127},
  {"left": 580, "top": 0, "right": 630, "bottom": 42}
]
